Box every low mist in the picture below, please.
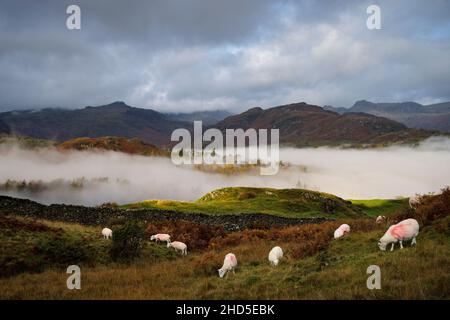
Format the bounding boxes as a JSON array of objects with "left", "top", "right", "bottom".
[{"left": 1, "top": 136, "right": 449, "bottom": 206}]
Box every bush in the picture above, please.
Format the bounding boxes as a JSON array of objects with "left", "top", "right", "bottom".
[
  {"left": 392, "top": 187, "right": 450, "bottom": 226},
  {"left": 36, "top": 234, "right": 90, "bottom": 266},
  {"left": 146, "top": 220, "right": 225, "bottom": 251},
  {"left": 238, "top": 191, "right": 257, "bottom": 200},
  {"left": 110, "top": 221, "right": 145, "bottom": 262}
]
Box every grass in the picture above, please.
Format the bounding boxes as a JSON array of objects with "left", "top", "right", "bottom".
[
  {"left": 1, "top": 188, "right": 448, "bottom": 299},
  {"left": 0, "top": 216, "right": 448, "bottom": 299},
  {"left": 349, "top": 198, "right": 409, "bottom": 217},
  {"left": 122, "top": 187, "right": 363, "bottom": 219}
]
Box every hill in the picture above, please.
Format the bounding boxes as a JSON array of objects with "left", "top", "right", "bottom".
[
  {"left": 165, "top": 110, "right": 232, "bottom": 126},
  {"left": 326, "top": 100, "right": 450, "bottom": 133},
  {"left": 0, "top": 188, "right": 448, "bottom": 299},
  {"left": 57, "top": 136, "right": 167, "bottom": 156},
  {"left": 124, "top": 187, "right": 363, "bottom": 218},
  {"left": 0, "top": 101, "right": 439, "bottom": 148},
  {"left": 0, "top": 102, "right": 188, "bottom": 148},
  {"left": 215, "top": 102, "right": 434, "bottom": 146}
]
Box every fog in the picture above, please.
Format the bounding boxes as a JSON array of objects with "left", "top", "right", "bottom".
[{"left": 1, "top": 137, "right": 449, "bottom": 206}]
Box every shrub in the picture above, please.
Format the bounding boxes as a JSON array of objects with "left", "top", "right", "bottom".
[
  {"left": 36, "top": 234, "right": 90, "bottom": 266},
  {"left": 99, "top": 202, "right": 118, "bottom": 208},
  {"left": 392, "top": 187, "right": 450, "bottom": 226},
  {"left": 146, "top": 220, "right": 225, "bottom": 251},
  {"left": 110, "top": 221, "right": 145, "bottom": 262},
  {"left": 238, "top": 191, "right": 257, "bottom": 200}
]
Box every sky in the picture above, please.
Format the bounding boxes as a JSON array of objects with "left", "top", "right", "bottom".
[{"left": 0, "top": 0, "right": 449, "bottom": 113}]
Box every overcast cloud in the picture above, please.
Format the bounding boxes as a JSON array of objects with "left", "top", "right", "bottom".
[{"left": 0, "top": 0, "right": 449, "bottom": 112}]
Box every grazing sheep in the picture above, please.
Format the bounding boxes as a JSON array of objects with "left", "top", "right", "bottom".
[
  {"left": 167, "top": 241, "right": 187, "bottom": 255},
  {"left": 378, "top": 218, "right": 419, "bottom": 251},
  {"left": 218, "top": 253, "right": 237, "bottom": 278},
  {"left": 268, "top": 246, "right": 283, "bottom": 266},
  {"left": 409, "top": 194, "right": 421, "bottom": 209},
  {"left": 333, "top": 224, "right": 351, "bottom": 239},
  {"left": 376, "top": 215, "right": 386, "bottom": 224},
  {"left": 150, "top": 233, "right": 171, "bottom": 244},
  {"left": 101, "top": 227, "right": 112, "bottom": 239}
]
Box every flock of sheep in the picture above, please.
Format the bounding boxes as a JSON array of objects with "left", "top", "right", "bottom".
[{"left": 100, "top": 195, "right": 422, "bottom": 278}]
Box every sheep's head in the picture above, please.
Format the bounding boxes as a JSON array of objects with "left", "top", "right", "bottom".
[
  {"left": 150, "top": 235, "right": 156, "bottom": 240},
  {"left": 272, "top": 259, "right": 279, "bottom": 266},
  {"left": 378, "top": 239, "right": 387, "bottom": 251},
  {"left": 166, "top": 242, "right": 171, "bottom": 248},
  {"left": 218, "top": 268, "right": 226, "bottom": 278}
]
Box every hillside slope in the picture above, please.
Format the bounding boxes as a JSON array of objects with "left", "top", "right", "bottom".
[
  {"left": 57, "top": 136, "right": 167, "bottom": 156},
  {"left": 0, "top": 102, "right": 188, "bottom": 147},
  {"left": 0, "top": 189, "right": 448, "bottom": 299},
  {"left": 215, "top": 102, "right": 433, "bottom": 146},
  {"left": 124, "top": 187, "right": 363, "bottom": 218},
  {"left": 327, "top": 100, "right": 450, "bottom": 133}
]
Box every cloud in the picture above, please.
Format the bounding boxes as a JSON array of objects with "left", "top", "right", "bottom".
[
  {"left": 1, "top": 137, "right": 449, "bottom": 205},
  {"left": 0, "top": 0, "right": 449, "bottom": 112}
]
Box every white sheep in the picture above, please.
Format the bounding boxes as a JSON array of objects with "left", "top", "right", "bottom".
[
  {"left": 167, "top": 241, "right": 187, "bottom": 255},
  {"left": 376, "top": 215, "right": 386, "bottom": 224},
  {"left": 333, "top": 224, "right": 350, "bottom": 239},
  {"left": 150, "top": 233, "right": 171, "bottom": 244},
  {"left": 218, "top": 253, "right": 237, "bottom": 278},
  {"left": 378, "top": 218, "right": 419, "bottom": 251},
  {"left": 268, "top": 246, "right": 283, "bottom": 266},
  {"left": 101, "top": 227, "right": 112, "bottom": 239},
  {"left": 409, "top": 194, "right": 421, "bottom": 209}
]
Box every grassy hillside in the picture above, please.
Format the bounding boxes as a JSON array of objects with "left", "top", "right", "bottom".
[
  {"left": 123, "top": 187, "right": 362, "bottom": 218},
  {"left": 0, "top": 198, "right": 448, "bottom": 299},
  {"left": 57, "top": 136, "right": 167, "bottom": 156},
  {"left": 349, "top": 199, "right": 409, "bottom": 217}
]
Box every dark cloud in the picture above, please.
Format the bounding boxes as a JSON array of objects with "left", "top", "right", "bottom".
[{"left": 0, "top": 0, "right": 449, "bottom": 112}]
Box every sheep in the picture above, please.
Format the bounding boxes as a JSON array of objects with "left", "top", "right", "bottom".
[
  {"left": 378, "top": 218, "right": 419, "bottom": 251},
  {"left": 167, "top": 241, "right": 187, "bottom": 255},
  {"left": 101, "top": 227, "right": 112, "bottom": 239},
  {"left": 268, "top": 246, "right": 283, "bottom": 266},
  {"left": 218, "top": 253, "right": 237, "bottom": 278},
  {"left": 409, "top": 194, "right": 421, "bottom": 209},
  {"left": 150, "top": 233, "right": 171, "bottom": 244},
  {"left": 333, "top": 224, "right": 350, "bottom": 239},
  {"left": 376, "top": 215, "right": 386, "bottom": 224}
]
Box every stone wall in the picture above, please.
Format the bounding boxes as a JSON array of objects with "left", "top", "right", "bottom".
[{"left": 0, "top": 195, "right": 333, "bottom": 231}]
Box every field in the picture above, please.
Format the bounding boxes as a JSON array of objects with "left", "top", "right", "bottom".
[
  {"left": 0, "top": 187, "right": 448, "bottom": 300},
  {"left": 123, "top": 187, "right": 365, "bottom": 218}
]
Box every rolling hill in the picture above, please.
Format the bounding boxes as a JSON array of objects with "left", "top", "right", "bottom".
[
  {"left": 0, "top": 102, "right": 188, "bottom": 148},
  {"left": 123, "top": 187, "right": 364, "bottom": 218},
  {"left": 325, "top": 100, "right": 450, "bottom": 133},
  {"left": 215, "top": 102, "right": 434, "bottom": 146},
  {"left": 0, "top": 101, "right": 439, "bottom": 148},
  {"left": 57, "top": 136, "right": 167, "bottom": 156}
]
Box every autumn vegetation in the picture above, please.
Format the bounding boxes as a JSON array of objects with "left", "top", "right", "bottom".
[{"left": 0, "top": 188, "right": 448, "bottom": 299}]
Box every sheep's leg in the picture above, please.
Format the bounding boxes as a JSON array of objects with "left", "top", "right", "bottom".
[
  {"left": 399, "top": 241, "right": 403, "bottom": 249},
  {"left": 412, "top": 237, "right": 417, "bottom": 246},
  {"left": 390, "top": 243, "right": 395, "bottom": 251}
]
